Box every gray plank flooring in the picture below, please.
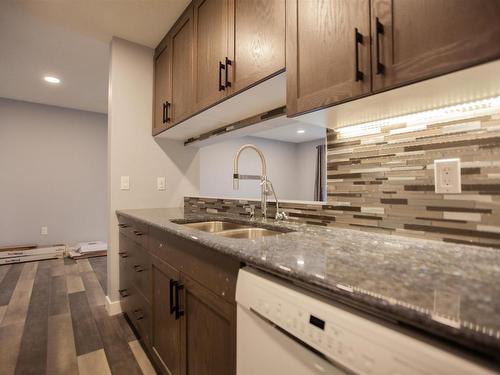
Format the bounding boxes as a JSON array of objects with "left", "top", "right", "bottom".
[
  {"left": 0, "top": 257, "right": 156, "bottom": 375},
  {"left": 88, "top": 256, "right": 107, "bottom": 294}
]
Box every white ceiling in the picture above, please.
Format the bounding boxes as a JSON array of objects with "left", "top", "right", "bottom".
[{"left": 0, "top": 0, "right": 190, "bottom": 114}]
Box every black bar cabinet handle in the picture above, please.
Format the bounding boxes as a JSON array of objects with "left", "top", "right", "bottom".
[
  {"left": 118, "top": 223, "right": 128, "bottom": 228},
  {"left": 218, "top": 61, "right": 225, "bottom": 91},
  {"left": 119, "top": 289, "right": 129, "bottom": 298},
  {"left": 375, "top": 18, "right": 385, "bottom": 75},
  {"left": 133, "top": 230, "right": 143, "bottom": 236},
  {"left": 224, "top": 57, "right": 232, "bottom": 88},
  {"left": 162, "top": 102, "right": 166, "bottom": 123},
  {"left": 174, "top": 282, "right": 184, "bottom": 320},
  {"left": 169, "top": 279, "right": 175, "bottom": 314},
  {"left": 354, "top": 28, "right": 364, "bottom": 82},
  {"left": 118, "top": 251, "right": 128, "bottom": 258},
  {"left": 165, "top": 101, "right": 171, "bottom": 123}
]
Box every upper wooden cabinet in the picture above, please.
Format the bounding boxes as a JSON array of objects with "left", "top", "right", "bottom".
[
  {"left": 227, "top": 0, "right": 285, "bottom": 93},
  {"left": 286, "top": 0, "right": 371, "bottom": 117},
  {"left": 153, "top": 0, "right": 285, "bottom": 135},
  {"left": 193, "top": 0, "right": 230, "bottom": 111},
  {"left": 153, "top": 45, "right": 172, "bottom": 135},
  {"left": 372, "top": 0, "right": 500, "bottom": 91},
  {"left": 171, "top": 5, "right": 195, "bottom": 124},
  {"left": 287, "top": 0, "right": 500, "bottom": 117}
]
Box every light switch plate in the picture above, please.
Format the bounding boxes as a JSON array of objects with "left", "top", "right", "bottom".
[
  {"left": 434, "top": 158, "right": 461, "bottom": 194},
  {"left": 41, "top": 226, "right": 48, "bottom": 235},
  {"left": 120, "top": 176, "right": 130, "bottom": 190},
  {"left": 157, "top": 176, "right": 166, "bottom": 191}
]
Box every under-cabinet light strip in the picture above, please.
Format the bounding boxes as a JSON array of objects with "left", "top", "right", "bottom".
[{"left": 335, "top": 96, "right": 500, "bottom": 139}]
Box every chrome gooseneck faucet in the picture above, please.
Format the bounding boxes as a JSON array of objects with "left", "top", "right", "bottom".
[{"left": 233, "top": 144, "right": 287, "bottom": 221}]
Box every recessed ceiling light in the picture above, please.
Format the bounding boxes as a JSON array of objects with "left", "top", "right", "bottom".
[
  {"left": 44, "top": 76, "right": 60, "bottom": 84},
  {"left": 297, "top": 129, "right": 305, "bottom": 134}
]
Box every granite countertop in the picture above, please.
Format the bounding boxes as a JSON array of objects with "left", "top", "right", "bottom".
[{"left": 117, "top": 207, "right": 500, "bottom": 362}]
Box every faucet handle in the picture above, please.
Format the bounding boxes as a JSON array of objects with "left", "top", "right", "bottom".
[
  {"left": 275, "top": 211, "right": 288, "bottom": 221},
  {"left": 245, "top": 204, "right": 256, "bottom": 219}
]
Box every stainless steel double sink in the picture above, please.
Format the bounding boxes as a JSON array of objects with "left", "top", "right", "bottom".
[{"left": 177, "top": 220, "right": 290, "bottom": 239}]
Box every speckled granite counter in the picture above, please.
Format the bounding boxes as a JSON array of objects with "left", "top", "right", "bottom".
[{"left": 117, "top": 207, "right": 500, "bottom": 362}]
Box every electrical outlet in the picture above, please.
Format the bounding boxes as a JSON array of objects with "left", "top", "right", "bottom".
[
  {"left": 434, "top": 158, "right": 461, "bottom": 194},
  {"left": 41, "top": 226, "right": 48, "bottom": 235},
  {"left": 157, "top": 176, "right": 166, "bottom": 191},
  {"left": 120, "top": 176, "right": 130, "bottom": 190}
]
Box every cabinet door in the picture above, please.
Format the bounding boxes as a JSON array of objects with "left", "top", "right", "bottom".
[
  {"left": 152, "top": 257, "right": 182, "bottom": 375},
  {"left": 227, "top": 0, "right": 285, "bottom": 93},
  {"left": 193, "top": 0, "right": 229, "bottom": 111},
  {"left": 372, "top": 0, "right": 500, "bottom": 91},
  {"left": 286, "top": 0, "right": 371, "bottom": 116},
  {"left": 153, "top": 46, "right": 172, "bottom": 135},
  {"left": 171, "top": 5, "right": 194, "bottom": 124},
  {"left": 180, "top": 274, "right": 236, "bottom": 375}
]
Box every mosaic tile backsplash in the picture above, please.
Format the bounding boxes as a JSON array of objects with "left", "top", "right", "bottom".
[
  {"left": 326, "top": 111, "right": 500, "bottom": 249},
  {"left": 186, "top": 110, "right": 500, "bottom": 249}
]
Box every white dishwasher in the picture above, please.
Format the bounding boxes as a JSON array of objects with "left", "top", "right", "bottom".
[{"left": 235, "top": 267, "right": 495, "bottom": 375}]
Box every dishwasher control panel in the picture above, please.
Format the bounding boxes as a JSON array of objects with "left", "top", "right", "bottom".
[{"left": 236, "top": 268, "right": 495, "bottom": 375}]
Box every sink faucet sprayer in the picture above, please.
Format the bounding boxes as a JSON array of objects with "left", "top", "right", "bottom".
[{"left": 232, "top": 144, "right": 288, "bottom": 221}]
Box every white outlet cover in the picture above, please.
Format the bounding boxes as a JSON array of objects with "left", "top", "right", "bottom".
[
  {"left": 434, "top": 158, "right": 461, "bottom": 194},
  {"left": 41, "top": 226, "right": 48, "bottom": 235},
  {"left": 157, "top": 176, "right": 166, "bottom": 191},
  {"left": 120, "top": 176, "right": 130, "bottom": 190}
]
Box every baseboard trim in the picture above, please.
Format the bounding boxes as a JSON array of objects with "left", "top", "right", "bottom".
[{"left": 105, "top": 295, "right": 122, "bottom": 316}]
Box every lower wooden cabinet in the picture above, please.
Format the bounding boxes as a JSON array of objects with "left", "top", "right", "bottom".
[
  {"left": 181, "top": 274, "right": 236, "bottom": 375},
  {"left": 118, "top": 232, "right": 152, "bottom": 346},
  {"left": 118, "top": 217, "right": 239, "bottom": 375},
  {"left": 151, "top": 257, "right": 182, "bottom": 375}
]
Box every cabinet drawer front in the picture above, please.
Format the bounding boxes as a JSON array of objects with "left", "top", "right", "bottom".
[
  {"left": 125, "top": 286, "right": 152, "bottom": 346},
  {"left": 129, "top": 245, "right": 152, "bottom": 303},
  {"left": 119, "top": 233, "right": 133, "bottom": 303},
  {"left": 149, "top": 226, "right": 239, "bottom": 305},
  {"left": 118, "top": 215, "right": 149, "bottom": 248}
]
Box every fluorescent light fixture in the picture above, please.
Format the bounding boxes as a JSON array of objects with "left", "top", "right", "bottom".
[
  {"left": 335, "top": 95, "right": 500, "bottom": 139},
  {"left": 44, "top": 76, "right": 60, "bottom": 84},
  {"left": 297, "top": 129, "right": 305, "bottom": 134}
]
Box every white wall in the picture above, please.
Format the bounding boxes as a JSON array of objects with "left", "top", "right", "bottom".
[
  {"left": 0, "top": 98, "right": 107, "bottom": 247},
  {"left": 107, "top": 38, "right": 199, "bottom": 304},
  {"left": 199, "top": 136, "right": 324, "bottom": 201}
]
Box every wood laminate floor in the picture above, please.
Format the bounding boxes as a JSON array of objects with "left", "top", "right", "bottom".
[{"left": 0, "top": 257, "right": 156, "bottom": 375}]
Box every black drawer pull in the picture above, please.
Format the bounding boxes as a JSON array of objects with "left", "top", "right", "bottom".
[
  {"left": 133, "top": 309, "right": 144, "bottom": 320},
  {"left": 354, "top": 28, "right": 364, "bottom": 81},
  {"left": 7, "top": 251, "right": 23, "bottom": 256},
  {"left": 162, "top": 102, "right": 166, "bottom": 123},
  {"left": 375, "top": 17, "right": 385, "bottom": 75},
  {"left": 218, "top": 61, "right": 225, "bottom": 91},
  {"left": 133, "top": 230, "right": 143, "bottom": 236},
  {"left": 169, "top": 279, "right": 175, "bottom": 314},
  {"left": 224, "top": 57, "right": 231, "bottom": 88},
  {"left": 133, "top": 264, "right": 144, "bottom": 273},
  {"left": 174, "top": 281, "right": 184, "bottom": 320},
  {"left": 119, "top": 289, "right": 129, "bottom": 298},
  {"left": 118, "top": 223, "right": 129, "bottom": 228},
  {"left": 119, "top": 251, "right": 128, "bottom": 258},
  {"left": 5, "top": 258, "right": 21, "bottom": 264}
]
